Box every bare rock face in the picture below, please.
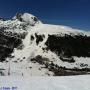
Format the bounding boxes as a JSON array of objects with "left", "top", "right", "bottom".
[{"left": 15, "top": 13, "right": 23, "bottom": 21}]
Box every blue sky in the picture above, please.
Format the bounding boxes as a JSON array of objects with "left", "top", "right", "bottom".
[{"left": 0, "top": 0, "right": 90, "bottom": 30}]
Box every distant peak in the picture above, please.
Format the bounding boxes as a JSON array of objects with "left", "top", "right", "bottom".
[
  {"left": 0, "top": 17, "right": 5, "bottom": 21},
  {"left": 13, "top": 12, "right": 42, "bottom": 26}
]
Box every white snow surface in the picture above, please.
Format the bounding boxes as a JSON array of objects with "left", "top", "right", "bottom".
[{"left": 0, "top": 75, "right": 90, "bottom": 90}]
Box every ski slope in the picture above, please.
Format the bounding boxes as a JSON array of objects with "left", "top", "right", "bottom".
[{"left": 0, "top": 75, "right": 90, "bottom": 90}]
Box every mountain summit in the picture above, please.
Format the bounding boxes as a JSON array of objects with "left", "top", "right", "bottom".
[
  {"left": 13, "top": 13, "right": 42, "bottom": 25},
  {"left": 0, "top": 13, "right": 90, "bottom": 76}
]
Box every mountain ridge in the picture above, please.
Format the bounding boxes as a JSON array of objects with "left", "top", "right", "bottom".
[{"left": 0, "top": 13, "right": 90, "bottom": 76}]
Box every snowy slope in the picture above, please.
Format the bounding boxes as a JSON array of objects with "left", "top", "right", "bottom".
[
  {"left": 0, "top": 13, "right": 90, "bottom": 76},
  {"left": 0, "top": 75, "right": 90, "bottom": 90}
]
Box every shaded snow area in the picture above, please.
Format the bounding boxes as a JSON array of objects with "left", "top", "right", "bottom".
[
  {"left": 0, "top": 13, "right": 90, "bottom": 76},
  {"left": 0, "top": 75, "right": 90, "bottom": 90}
]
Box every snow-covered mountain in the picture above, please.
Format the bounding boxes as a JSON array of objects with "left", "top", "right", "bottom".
[{"left": 0, "top": 13, "right": 90, "bottom": 76}]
